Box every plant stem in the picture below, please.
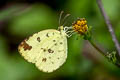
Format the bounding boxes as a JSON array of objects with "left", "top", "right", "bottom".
[
  {"left": 88, "top": 39, "right": 120, "bottom": 67},
  {"left": 96, "top": 0, "right": 120, "bottom": 56},
  {"left": 88, "top": 40, "right": 106, "bottom": 56}
]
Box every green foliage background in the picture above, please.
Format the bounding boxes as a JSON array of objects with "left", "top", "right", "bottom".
[{"left": 0, "top": 0, "right": 120, "bottom": 80}]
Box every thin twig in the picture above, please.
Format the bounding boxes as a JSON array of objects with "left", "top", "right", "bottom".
[
  {"left": 89, "top": 40, "right": 120, "bottom": 67},
  {"left": 89, "top": 40, "right": 106, "bottom": 56},
  {"left": 96, "top": 0, "right": 120, "bottom": 56}
]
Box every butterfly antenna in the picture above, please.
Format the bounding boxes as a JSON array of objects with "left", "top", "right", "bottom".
[
  {"left": 59, "top": 11, "right": 64, "bottom": 27},
  {"left": 62, "top": 14, "right": 70, "bottom": 26}
]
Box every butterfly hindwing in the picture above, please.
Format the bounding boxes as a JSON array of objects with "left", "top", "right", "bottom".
[{"left": 18, "top": 29, "right": 67, "bottom": 72}]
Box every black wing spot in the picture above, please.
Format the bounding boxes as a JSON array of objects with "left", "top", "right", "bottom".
[
  {"left": 53, "top": 40, "right": 56, "bottom": 42},
  {"left": 42, "top": 58, "right": 47, "bottom": 62},
  {"left": 43, "top": 49, "right": 46, "bottom": 52},
  {"left": 41, "top": 48, "right": 46, "bottom": 52},
  {"left": 48, "top": 49, "right": 54, "bottom": 53},
  {"left": 37, "top": 37, "right": 41, "bottom": 42},
  {"left": 60, "top": 42, "right": 63, "bottom": 44},
  {"left": 53, "top": 32, "right": 54, "bottom": 35},
  {"left": 46, "top": 33, "right": 49, "bottom": 37},
  {"left": 19, "top": 40, "right": 32, "bottom": 51},
  {"left": 58, "top": 50, "right": 63, "bottom": 52},
  {"left": 54, "top": 43, "right": 57, "bottom": 46},
  {"left": 52, "top": 62, "right": 54, "bottom": 64}
]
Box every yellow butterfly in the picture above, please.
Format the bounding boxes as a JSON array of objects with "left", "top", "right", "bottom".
[{"left": 18, "top": 11, "right": 88, "bottom": 73}]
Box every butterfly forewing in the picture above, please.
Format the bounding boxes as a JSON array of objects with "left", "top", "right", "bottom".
[{"left": 18, "top": 29, "right": 67, "bottom": 72}]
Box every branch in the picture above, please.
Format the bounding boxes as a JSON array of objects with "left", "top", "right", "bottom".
[
  {"left": 96, "top": 0, "right": 120, "bottom": 56},
  {"left": 88, "top": 39, "right": 120, "bottom": 67},
  {"left": 89, "top": 40, "right": 105, "bottom": 56}
]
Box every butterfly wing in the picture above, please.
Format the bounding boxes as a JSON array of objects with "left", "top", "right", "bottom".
[{"left": 18, "top": 29, "right": 67, "bottom": 72}]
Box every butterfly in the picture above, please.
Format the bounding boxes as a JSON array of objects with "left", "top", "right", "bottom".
[{"left": 18, "top": 11, "right": 88, "bottom": 73}]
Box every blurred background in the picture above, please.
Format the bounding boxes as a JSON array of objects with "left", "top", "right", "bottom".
[{"left": 0, "top": 0, "right": 120, "bottom": 80}]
